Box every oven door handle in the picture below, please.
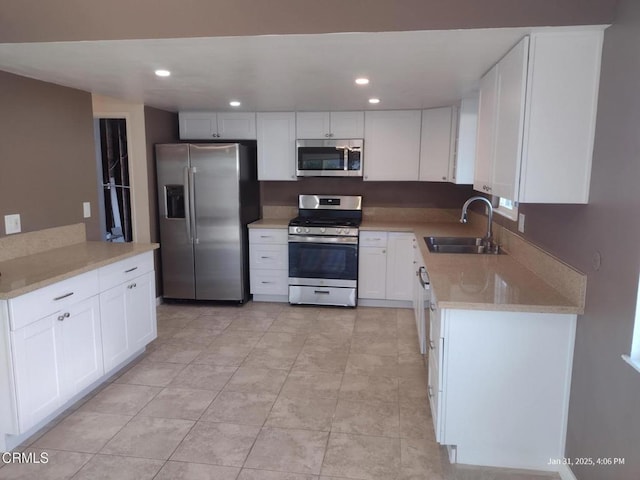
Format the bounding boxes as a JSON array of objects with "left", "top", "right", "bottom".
[{"left": 288, "top": 235, "right": 358, "bottom": 245}]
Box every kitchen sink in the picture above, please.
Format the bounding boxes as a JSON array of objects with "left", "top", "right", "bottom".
[{"left": 424, "top": 236, "right": 504, "bottom": 254}]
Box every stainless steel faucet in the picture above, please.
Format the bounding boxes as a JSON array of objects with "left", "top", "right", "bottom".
[{"left": 460, "top": 196, "right": 493, "bottom": 242}]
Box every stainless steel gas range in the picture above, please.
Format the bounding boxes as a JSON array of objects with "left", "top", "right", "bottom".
[{"left": 288, "top": 195, "right": 362, "bottom": 307}]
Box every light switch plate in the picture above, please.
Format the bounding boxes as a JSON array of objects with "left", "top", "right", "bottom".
[
  {"left": 83, "top": 202, "right": 91, "bottom": 218},
  {"left": 4, "top": 214, "right": 21, "bottom": 235},
  {"left": 518, "top": 213, "right": 526, "bottom": 233}
]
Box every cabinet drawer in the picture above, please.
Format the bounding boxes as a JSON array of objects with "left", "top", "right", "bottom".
[
  {"left": 8, "top": 270, "right": 99, "bottom": 331},
  {"left": 250, "top": 269, "right": 288, "bottom": 295},
  {"left": 359, "top": 231, "right": 388, "bottom": 247},
  {"left": 249, "top": 228, "right": 288, "bottom": 245},
  {"left": 98, "top": 252, "right": 154, "bottom": 292},
  {"left": 250, "top": 244, "right": 288, "bottom": 270}
]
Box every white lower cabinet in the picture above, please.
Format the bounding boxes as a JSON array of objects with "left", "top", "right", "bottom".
[
  {"left": 100, "top": 270, "right": 156, "bottom": 374},
  {"left": 11, "top": 295, "right": 102, "bottom": 433},
  {"left": 429, "top": 303, "right": 577, "bottom": 470},
  {"left": 0, "top": 251, "right": 156, "bottom": 449},
  {"left": 385, "top": 233, "right": 415, "bottom": 301},
  {"left": 249, "top": 228, "right": 289, "bottom": 297},
  {"left": 358, "top": 246, "right": 387, "bottom": 299},
  {"left": 358, "top": 231, "right": 415, "bottom": 302}
]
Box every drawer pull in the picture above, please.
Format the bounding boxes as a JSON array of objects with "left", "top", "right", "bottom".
[
  {"left": 314, "top": 290, "right": 330, "bottom": 295},
  {"left": 127, "top": 283, "right": 137, "bottom": 289},
  {"left": 53, "top": 292, "right": 74, "bottom": 301},
  {"left": 124, "top": 267, "right": 138, "bottom": 273},
  {"left": 260, "top": 235, "right": 272, "bottom": 239},
  {"left": 261, "top": 281, "right": 274, "bottom": 284},
  {"left": 57, "top": 312, "right": 70, "bottom": 321},
  {"left": 260, "top": 256, "right": 272, "bottom": 259}
]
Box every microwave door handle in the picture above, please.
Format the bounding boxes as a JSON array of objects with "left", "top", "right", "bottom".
[{"left": 344, "top": 147, "right": 348, "bottom": 171}]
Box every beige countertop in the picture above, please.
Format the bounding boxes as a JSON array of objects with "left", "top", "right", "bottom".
[
  {"left": 247, "top": 218, "right": 290, "bottom": 229},
  {"left": 0, "top": 242, "right": 158, "bottom": 300},
  {"left": 248, "top": 217, "right": 582, "bottom": 314}
]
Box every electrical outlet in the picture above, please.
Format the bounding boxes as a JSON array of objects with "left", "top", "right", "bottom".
[
  {"left": 4, "top": 214, "right": 21, "bottom": 235},
  {"left": 83, "top": 202, "right": 91, "bottom": 218},
  {"left": 518, "top": 213, "right": 526, "bottom": 233}
]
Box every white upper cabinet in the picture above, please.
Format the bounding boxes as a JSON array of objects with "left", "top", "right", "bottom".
[
  {"left": 475, "top": 65, "right": 499, "bottom": 195},
  {"left": 296, "top": 111, "right": 364, "bottom": 138},
  {"left": 419, "top": 107, "right": 455, "bottom": 182},
  {"left": 450, "top": 95, "right": 479, "bottom": 185},
  {"left": 492, "top": 36, "right": 529, "bottom": 201},
  {"left": 419, "top": 98, "right": 478, "bottom": 184},
  {"left": 474, "top": 29, "right": 604, "bottom": 203},
  {"left": 179, "top": 112, "right": 257, "bottom": 139},
  {"left": 256, "top": 112, "right": 297, "bottom": 181},
  {"left": 364, "top": 110, "right": 422, "bottom": 181},
  {"left": 329, "top": 111, "right": 364, "bottom": 138},
  {"left": 519, "top": 31, "right": 603, "bottom": 203}
]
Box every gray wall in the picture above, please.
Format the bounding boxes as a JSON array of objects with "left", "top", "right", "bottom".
[
  {"left": 0, "top": 71, "right": 100, "bottom": 239},
  {"left": 144, "top": 106, "right": 179, "bottom": 295},
  {"left": 497, "top": 3, "right": 640, "bottom": 478},
  {"left": 0, "top": 0, "right": 617, "bottom": 43}
]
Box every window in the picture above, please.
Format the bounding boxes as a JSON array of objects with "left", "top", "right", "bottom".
[
  {"left": 622, "top": 274, "right": 640, "bottom": 374},
  {"left": 495, "top": 197, "right": 519, "bottom": 221}
]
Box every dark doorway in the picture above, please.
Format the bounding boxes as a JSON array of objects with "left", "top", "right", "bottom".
[{"left": 96, "top": 118, "right": 132, "bottom": 242}]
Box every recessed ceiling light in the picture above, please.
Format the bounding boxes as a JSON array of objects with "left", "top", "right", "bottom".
[
  {"left": 368, "top": 98, "right": 381, "bottom": 104},
  {"left": 229, "top": 100, "right": 241, "bottom": 107},
  {"left": 154, "top": 69, "right": 171, "bottom": 77},
  {"left": 355, "top": 78, "right": 370, "bottom": 85}
]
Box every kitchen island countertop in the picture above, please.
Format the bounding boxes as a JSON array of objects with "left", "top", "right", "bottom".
[{"left": 0, "top": 242, "right": 158, "bottom": 300}]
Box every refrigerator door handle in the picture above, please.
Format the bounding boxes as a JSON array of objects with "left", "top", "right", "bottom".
[
  {"left": 183, "top": 166, "right": 193, "bottom": 243},
  {"left": 189, "top": 166, "right": 198, "bottom": 243}
]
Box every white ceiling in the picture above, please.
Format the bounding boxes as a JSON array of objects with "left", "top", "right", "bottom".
[{"left": 0, "top": 26, "right": 600, "bottom": 112}]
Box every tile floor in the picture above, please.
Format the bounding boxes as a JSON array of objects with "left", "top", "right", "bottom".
[{"left": 0, "top": 302, "right": 561, "bottom": 480}]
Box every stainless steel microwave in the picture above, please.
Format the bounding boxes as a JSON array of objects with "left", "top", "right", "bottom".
[{"left": 296, "top": 139, "right": 363, "bottom": 177}]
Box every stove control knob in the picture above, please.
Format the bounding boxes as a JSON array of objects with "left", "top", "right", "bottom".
[
  {"left": 337, "top": 228, "right": 343, "bottom": 234},
  {"left": 304, "top": 227, "right": 310, "bottom": 233},
  {"left": 296, "top": 227, "right": 302, "bottom": 233},
  {"left": 320, "top": 227, "right": 326, "bottom": 233},
  {"left": 344, "top": 228, "right": 351, "bottom": 235}
]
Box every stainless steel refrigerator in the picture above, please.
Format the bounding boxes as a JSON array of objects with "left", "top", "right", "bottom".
[{"left": 156, "top": 143, "right": 260, "bottom": 302}]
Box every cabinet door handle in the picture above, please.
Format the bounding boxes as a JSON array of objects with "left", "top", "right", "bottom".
[
  {"left": 124, "top": 266, "right": 138, "bottom": 273},
  {"left": 429, "top": 302, "right": 436, "bottom": 312},
  {"left": 260, "top": 256, "right": 272, "bottom": 259},
  {"left": 53, "top": 292, "right": 74, "bottom": 301},
  {"left": 428, "top": 385, "right": 434, "bottom": 399},
  {"left": 57, "top": 312, "right": 70, "bottom": 321},
  {"left": 128, "top": 283, "right": 137, "bottom": 289},
  {"left": 429, "top": 340, "right": 435, "bottom": 350}
]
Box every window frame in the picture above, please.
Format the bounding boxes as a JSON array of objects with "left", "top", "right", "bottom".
[
  {"left": 494, "top": 197, "right": 519, "bottom": 222},
  {"left": 622, "top": 273, "right": 640, "bottom": 374}
]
